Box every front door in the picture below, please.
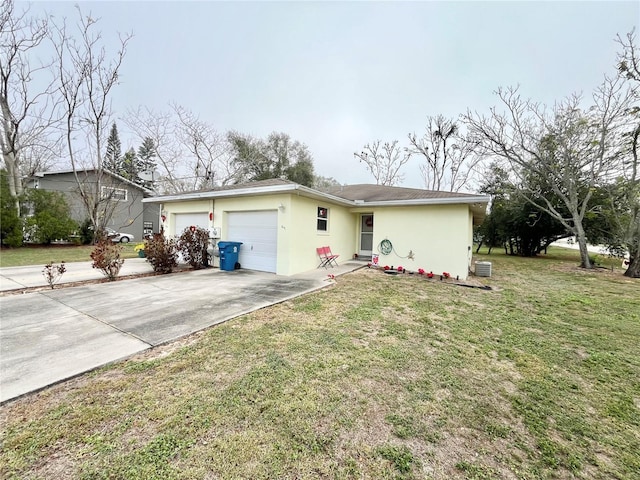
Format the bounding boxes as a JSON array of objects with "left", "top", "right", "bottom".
[{"left": 359, "top": 214, "right": 374, "bottom": 257}]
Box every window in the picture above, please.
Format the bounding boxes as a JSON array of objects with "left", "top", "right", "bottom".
[
  {"left": 101, "top": 186, "right": 127, "bottom": 201},
  {"left": 317, "top": 206, "right": 328, "bottom": 231}
]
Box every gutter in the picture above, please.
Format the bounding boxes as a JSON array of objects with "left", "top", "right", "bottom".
[
  {"left": 142, "top": 183, "right": 355, "bottom": 206},
  {"left": 354, "top": 196, "right": 490, "bottom": 207},
  {"left": 143, "top": 184, "right": 490, "bottom": 208}
]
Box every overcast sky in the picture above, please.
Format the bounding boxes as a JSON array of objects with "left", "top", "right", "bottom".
[{"left": 28, "top": 1, "right": 639, "bottom": 189}]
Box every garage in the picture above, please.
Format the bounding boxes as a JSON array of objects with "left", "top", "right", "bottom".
[
  {"left": 227, "top": 211, "right": 278, "bottom": 273},
  {"left": 174, "top": 213, "right": 209, "bottom": 237}
]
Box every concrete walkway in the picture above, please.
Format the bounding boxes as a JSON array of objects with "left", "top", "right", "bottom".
[
  {"left": 0, "top": 257, "right": 154, "bottom": 291},
  {"left": 0, "top": 260, "right": 366, "bottom": 403}
]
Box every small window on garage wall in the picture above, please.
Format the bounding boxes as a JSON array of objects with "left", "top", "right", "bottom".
[{"left": 317, "top": 206, "right": 328, "bottom": 231}]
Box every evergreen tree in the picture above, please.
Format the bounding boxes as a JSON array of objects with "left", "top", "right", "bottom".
[
  {"left": 104, "top": 123, "right": 122, "bottom": 173},
  {"left": 137, "top": 137, "right": 157, "bottom": 188},
  {"left": 137, "top": 137, "right": 157, "bottom": 172},
  {"left": 228, "top": 131, "right": 315, "bottom": 187},
  {"left": 120, "top": 148, "right": 140, "bottom": 182}
]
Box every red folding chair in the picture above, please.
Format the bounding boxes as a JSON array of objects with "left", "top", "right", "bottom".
[
  {"left": 323, "top": 246, "right": 339, "bottom": 267},
  {"left": 317, "top": 247, "right": 331, "bottom": 268}
]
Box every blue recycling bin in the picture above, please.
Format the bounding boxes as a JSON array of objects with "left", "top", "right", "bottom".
[{"left": 217, "top": 241, "right": 243, "bottom": 271}]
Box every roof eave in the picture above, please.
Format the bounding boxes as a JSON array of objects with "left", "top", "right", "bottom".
[
  {"left": 143, "top": 185, "right": 490, "bottom": 211},
  {"left": 143, "top": 183, "right": 356, "bottom": 206},
  {"left": 360, "top": 196, "right": 491, "bottom": 207},
  {"left": 33, "top": 169, "right": 155, "bottom": 196}
]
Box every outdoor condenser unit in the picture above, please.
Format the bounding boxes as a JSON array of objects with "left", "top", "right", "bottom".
[{"left": 475, "top": 261, "right": 492, "bottom": 277}]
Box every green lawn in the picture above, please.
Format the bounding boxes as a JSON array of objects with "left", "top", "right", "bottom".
[
  {"left": 1, "top": 248, "right": 638, "bottom": 479},
  {"left": 0, "top": 244, "right": 139, "bottom": 267}
]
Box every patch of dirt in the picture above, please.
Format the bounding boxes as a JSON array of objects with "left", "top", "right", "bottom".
[{"left": 366, "top": 265, "right": 497, "bottom": 291}]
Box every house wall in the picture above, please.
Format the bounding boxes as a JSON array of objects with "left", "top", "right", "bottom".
[
  {"left": 160, "top": 194, "right": 358, "bottom": 276},
  {"left": 143, "top": 204, "right": 161, "bottom": 237},
  {"left": 369, "top": 204, "right": 473, "bottom": 279},
  {"left": 158, "top": 195, "right": 475, "bottom": 278},
  {"left": 30, "top": 172, "right": 153, "bottom": 241},
  {"left": 287, "top": 195, "right": 357, "bottom": 274},
  {"left": 163, "top": 199, "right": 214, "bottom": 236}
]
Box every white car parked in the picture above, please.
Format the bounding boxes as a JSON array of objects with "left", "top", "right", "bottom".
[{"left": 105, "top": 228, "right": 134, "bottom": 243}]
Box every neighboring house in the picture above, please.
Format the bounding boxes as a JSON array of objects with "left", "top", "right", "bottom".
[
  {"left": 143, "top": 179, "right": 490, "bottom": 279},
  {"left": 27, "top": 169, "right": 160, "bottom": 241}
]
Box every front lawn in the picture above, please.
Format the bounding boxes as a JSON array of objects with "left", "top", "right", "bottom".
[
  {"left": 1, "top": 249, "right": 638, "bottom": 479},
  {"left": 0, "top": 244, "right": 138, "bottom": 268}
]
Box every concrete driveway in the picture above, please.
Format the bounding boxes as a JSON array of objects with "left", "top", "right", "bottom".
[{"left": 0, "top": 262, "right": 364, "bottom": 403}]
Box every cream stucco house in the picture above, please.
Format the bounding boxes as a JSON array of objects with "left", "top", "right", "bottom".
[{"left": 142, "top": 179, "right": 490, "bottom": 279}]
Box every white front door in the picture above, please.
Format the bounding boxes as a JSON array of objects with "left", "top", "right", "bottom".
[
  {"left": 359, "top": 214, "right": 374, "bottom": 256},
  {"left": 227, "top": 211, "right": 278, "bottom": 273}
]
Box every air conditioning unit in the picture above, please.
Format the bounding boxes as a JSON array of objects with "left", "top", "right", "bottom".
[{"left": 475, "top": 261, "right": 492, "bottom": 277}]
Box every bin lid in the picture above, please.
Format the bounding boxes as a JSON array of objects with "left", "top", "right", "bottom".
[{"left": 217, "top": 241, "right": 243, "bottom": 248}]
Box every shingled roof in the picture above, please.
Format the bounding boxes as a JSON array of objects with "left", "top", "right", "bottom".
[
  {"left": 144, "top": 180, "right": 489, "bottom": 218},
  {"left": 325, "top": 184, "right": 481, "bottom": 202}
]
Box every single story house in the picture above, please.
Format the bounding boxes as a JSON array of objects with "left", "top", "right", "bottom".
[
  {"left": 27, "top": 169, "right": 160, "bottom": 240},
  {"left": 143, "top": 179, "right": 490, "bottom": 279}
]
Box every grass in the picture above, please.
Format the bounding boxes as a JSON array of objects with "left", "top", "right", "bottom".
[
  {"left": 1, "top": 247, "right": 639, "bottom": 479},
  {"left": 0, "top": 243, "right": 138, "bottom": 267}
]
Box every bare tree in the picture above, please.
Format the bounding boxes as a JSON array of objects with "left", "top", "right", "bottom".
[
  {"left": 124, "top": 106, "right": 182, "bottom": 192},
  {"left": 124, "top": 104, "right": 236, "bottom": 193},
  {"left": 615, "top": 29, "right": 640, "bottom": 277},
  {"left": 464, "top": 81, "right": 632, "bottom": 269},
  {"left": 354, "top": 140, "right": 409, "bottom": 186},
  {"left": 172, "top": 103, "right": 235, "bottom": 189},
  {"left": 0, "top": 0, "right": 60, "bottom": 212},
  {"left": 53, "top": 7, "right": 132, "bottom": 233},
  {"left": 408, "top": 115, "right": 482, "bottom": 192}
]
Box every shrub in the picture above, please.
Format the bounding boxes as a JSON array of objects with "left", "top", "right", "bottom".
[
  {"left": 0, "top": 170, "right": 23, "bottom": 247},
  {"left": 0, "top": 206, "right": 23, "bottom": 247},
  {"left": 90, "top": 240, "right": 124, "bottom": 281},
  {"left": 79, "top": 219, "right": 95, "bottom": 245},
  {"left": 42, "top": 261, "right": 66, "bottom": 289},
  {"left": 145, "top": 232, "right": 178, "bottom": 274},
  {"left": 24, "top": 190, "right": 77, "bottom": 244},
  {"left": 177, "top": 226, "right": 210, "bottom": 269}
]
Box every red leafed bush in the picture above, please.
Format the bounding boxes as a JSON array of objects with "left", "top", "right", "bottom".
[
  {"left": 90, "top": 240, "right": 124, "bottom": 281},
  {"left": 178, "top": 226, "right": 210, "bottom": 269},
  {"left": 145, "top": 232, "right": 178, "bottom": 274}
]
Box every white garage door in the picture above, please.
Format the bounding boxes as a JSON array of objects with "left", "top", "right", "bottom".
[
  {"left": 227, "top": 211, "right": 278, "bottom": 273},
  {"left": 174, "top": 213, "right": 209, "bottom": 237}
]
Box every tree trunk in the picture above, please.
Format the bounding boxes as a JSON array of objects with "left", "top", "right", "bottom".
[
  {"left": 572, "top": 220, "right": 592, "bottom": 269},
  {"left": 2, "top": 151, "right": 23, "bottom": 214},
  {"left": 623, "top": 255, "right": 640, "bottom": 278}
]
